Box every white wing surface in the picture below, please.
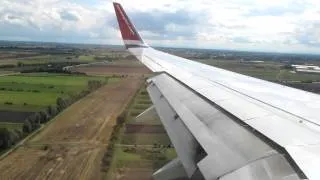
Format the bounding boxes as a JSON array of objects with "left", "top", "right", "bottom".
[{"left": 113, "top": 2, "right": 320, "bottom": 180}]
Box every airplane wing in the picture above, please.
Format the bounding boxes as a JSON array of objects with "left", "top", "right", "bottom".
[{"left": 113, "top": 2, "right": 320, "bottom": 180}]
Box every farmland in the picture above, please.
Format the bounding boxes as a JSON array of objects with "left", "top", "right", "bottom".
[
  {"left": 106, "top": 87, "right": 176, "bottom": 180},
  {"left": 0, "top": 72, "right": 118, "bottom": 155},
  {"left": 0, "top": 43, "right": 129, "bottom": 156},
  {"left": 0, "top": 42, "right": 150, "bottom": 160},
  {"left": 0, "top": 41, "right": 155, "bottom": 180},
  {"left": 196, "top": 59, "right": 320, "bottom": 82},
  {"left": 0, "top": 78, "right": 143, "bottom": 180},
  {"left": 72, "top": 60, "right": 151, "bottom": 76},
  {"left": 0, "top": 41, "right": 319, "bottom": 180},
  {"left": 0, "top": 73, "right": 112, "bottom": 113}
]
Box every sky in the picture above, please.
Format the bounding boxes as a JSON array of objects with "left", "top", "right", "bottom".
[{"left": 1, "top": 0, "right": 320, "bottom": 54}]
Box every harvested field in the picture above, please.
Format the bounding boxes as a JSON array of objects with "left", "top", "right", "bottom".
[
  {"left": 73, "top": 64, "right": 151, "bottom": 75},
  {"left": 125, "top": 124, "right": 166, "bottom": 134},
  {"left": 0, "top": 77, "right": 142, "bottom": 180},
  {"left": 0, "top": 52, "right": 39, "bottom": 60}
]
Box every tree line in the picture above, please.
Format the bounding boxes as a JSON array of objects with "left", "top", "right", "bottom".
[
  {"left": 19, "top": 62, "right": 86, "bottom": 74},
  {"left": 0, "top": 80, "right": 105, "bottom": 151},
  {"left": 101, "top": 112, "right": 126, "bottom": 172}
]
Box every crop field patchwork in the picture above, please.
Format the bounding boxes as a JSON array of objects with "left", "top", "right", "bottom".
[
  {"left": 1, "top": 74, "right": 106, "bottom": 86},
  {"left": 0, "top": 54, "right": 98, "bottom": 66},
  {"left": 0, "top": 78, "right": 143, "bottom": 180},
  {"left": 107, "top": 87, "right": 176, "bottom": 180},
  {"left": 1, "top": 42, "right": 320, "bottom": 180},
  {"left": 72, "top": 60, "right": 151, "bottom": 76},
  {"left": 0, "top": 73, "right": 119, "bottom": 123}
]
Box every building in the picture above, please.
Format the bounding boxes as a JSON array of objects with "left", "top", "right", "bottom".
[{"left": 292, "top": 64, "right": 320, "bottom": 73}]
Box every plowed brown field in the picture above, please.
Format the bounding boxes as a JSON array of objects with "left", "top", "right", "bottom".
[
  {"left": 0, "top": 78, "right": 142, "bottom": 180},
  {"left": 73, "top": 60, "right": 151, "bottom": 76}
]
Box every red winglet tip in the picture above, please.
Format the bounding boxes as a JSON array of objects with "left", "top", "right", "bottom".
[{"left": 113, "top": 2, "right": 147, "bottom": 48}]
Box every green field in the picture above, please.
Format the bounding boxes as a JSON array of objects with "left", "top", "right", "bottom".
[
  {"left": 111, "top": 146, "right": 176, "bottom": 169},
  {"left": 1, "top": 74, "right": 106, "bottom": 86},
  {"left": 78, "top": 55, "right": 95, "bottom": 62},
  {"left": 121, "top": 133, "right": 171, "bottom": 145},
  {"left": 0, "top": 73, "right": 115, "bottom": 112},
  {"left": 0, "top": 91, "right": 61, "bottom": 108},
  {"left": 126, "top": 88, "right": 160, "bottom": 125}
]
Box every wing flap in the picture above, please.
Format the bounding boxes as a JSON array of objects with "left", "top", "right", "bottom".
[{"left": 147, "top": 73, "right": 301, "bottom": 179}]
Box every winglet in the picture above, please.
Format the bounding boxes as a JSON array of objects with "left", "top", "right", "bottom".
[{"left": 113, "top": 2, "right": 147, "bottom": 48}]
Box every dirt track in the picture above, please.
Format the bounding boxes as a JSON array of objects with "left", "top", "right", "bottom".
[{"left": 0, "top": 78, "right": 142, "bottom": 180}]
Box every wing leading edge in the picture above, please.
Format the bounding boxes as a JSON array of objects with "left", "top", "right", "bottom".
[{"left": 113, "top": 2, "right": 320, "bottom": 180}]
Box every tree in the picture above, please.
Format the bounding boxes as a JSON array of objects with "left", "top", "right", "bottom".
[
  {"left": 17, "top": 62, "right": 24, "bottom": 67},
  {"left": 23, "top": 119, "right": 32, "bottom": 133},
  {"left": 14, "top": 129, "right": 23, "bottom": 139},
  {"left": 56, "top": 97, "right": 66, "bottom": 111},
  {"left": 64, "top": 98, "right": 71, "bottom": 106},
  {"left": 46, "top": 105, "right": 57, "bottom": 117},
  {"left": 88, "top": 80, "right": 103, "bottom": 90},
  {"left": 39, "top": 111, "right": 49, "bottom": 123},
  {"left": 34, "top": 113, "right": 41, "bottom": 125},
  {"left": 0, "top": 128, "right": 12, "bottom": 149},
  {"left": 9, "top": 130, "right": 20, "bottom": 145},
  {"left": 28, "top": 114, "right": 40, "bottom": 131}
]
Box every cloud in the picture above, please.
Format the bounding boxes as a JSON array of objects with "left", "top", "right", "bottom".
[
  {"left": 0, "top": 0, "right": 319, "bottom": 53},
  {"left": 60, "top": 11, "right": 79, "bottom": 21},
  {"left": 294, "top": 22, "right": 320, "bottom": 47},
  {"left": 245, "top": 1, "right": 307, "bottom": 16},
  {"left": 113, "top": 9, "right": 203, "bottom": 40},
  {"left": 246, "top": 6, "right": 302, "bottom": 16},
  {"left": 232, "top": 36, "right": 252, "bottom": 44}
]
